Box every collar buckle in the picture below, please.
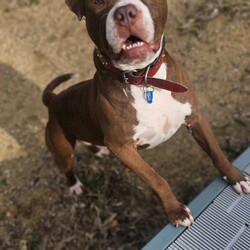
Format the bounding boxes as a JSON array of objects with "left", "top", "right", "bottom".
[
  {"left": 122, "top": 71, "right": 130, "bottom": 84},
  {"left": 122, "top": 71, "right": 137, "bottom": 84}
]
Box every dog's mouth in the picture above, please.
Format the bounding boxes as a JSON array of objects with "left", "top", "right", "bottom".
[
  {"left": 122, "top": 35, "right": 145, "bottom": 51},
  {"left": 120, "top": 35, "right": 160, "bottom": 61}
]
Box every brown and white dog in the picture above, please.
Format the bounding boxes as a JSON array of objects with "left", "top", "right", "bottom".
[{"left": 42, "top": 0, "right": 250, "bottom": 227}]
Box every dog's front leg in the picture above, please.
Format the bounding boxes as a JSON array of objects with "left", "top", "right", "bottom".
[
  {"left": 105, "top": 141, "right": 194, "bottom": 227},
  {"left": 187, "top": 112, "right": 250, "bottom": 194}
]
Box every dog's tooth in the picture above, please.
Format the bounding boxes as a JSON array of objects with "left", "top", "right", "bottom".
[
  {"left": 135, "top": 42, "right": 141, "bottom": 48},
  {"left": 123, "top": 42, "right": 146, "bottom": 50}
]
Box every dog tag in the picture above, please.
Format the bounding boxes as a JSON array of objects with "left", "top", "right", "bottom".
[{"left": 145, "top": 87, "right": 154, "bottom": 104}]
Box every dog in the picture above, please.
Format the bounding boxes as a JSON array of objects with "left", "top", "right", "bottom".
[{"left": 42, "top": 0, "right": 250, "bottom": 227}]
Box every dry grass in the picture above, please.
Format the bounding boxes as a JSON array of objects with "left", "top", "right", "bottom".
[{"left": 178, "top": 0, "right": 250, "bottom": 35}]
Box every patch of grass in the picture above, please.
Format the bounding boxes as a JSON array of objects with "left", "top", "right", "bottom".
[
  {"left": 222, "top": 138, "right": 249, "bottom": 161},
  {"left": 218, "top": 0, "right": 250, "bottom": 16},
  {"left": 27, "top": 231, "right": 42, "bottom": 250},
  {"left": 1, "top": 178, "right": 8, "bottom": 186},
  {"left": 18, "top": 0, "right": 40, "bottom": 7},
  {"left": 178, "top": 0, "right": 250, "bottom": 36}
]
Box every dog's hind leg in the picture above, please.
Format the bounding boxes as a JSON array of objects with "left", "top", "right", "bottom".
[{"left": 45, "top": 115, "right": 84, "bottom": 195}]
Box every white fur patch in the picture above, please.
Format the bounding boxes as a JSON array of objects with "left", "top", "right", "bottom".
[
  {"left": 233, "top": 180, "right": 250, "bottom": 194},
  {"left": 69, "top": 179, "right": 84, "bottom": 196},
  {"left": 106, "top": 0, "right": 154, "bottom": 53},
  {"left": 132, "top": 63, "right": 192, "bottom": 149},
  {"left": 224, "top": 175, "right": 250, "bottom": 194},
  {"left": 240, "top": 180, "right": 250, "bottom": 193},
  {"left": 175, "top": 206, "right": 194, "bottom": 228},
  {"left": 95, "top": 146, "right": 110, "bottom": 158},
  {"left": 114, "top": 36, "right": 164, "bottom": 71}
]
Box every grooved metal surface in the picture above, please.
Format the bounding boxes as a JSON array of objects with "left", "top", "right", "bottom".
[
  {"left": 142, "top": 148, "right": 250, "bottom": 250},
  {"left": 232, "top": 227, "right": 250, "bottom": 250},
  {"left": 169, "top": 183, "right": 250, "bottom": 250}
]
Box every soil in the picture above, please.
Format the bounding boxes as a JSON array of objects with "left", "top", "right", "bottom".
[{"left": 0, "top": 0, "right": 249, "bottom": 249}]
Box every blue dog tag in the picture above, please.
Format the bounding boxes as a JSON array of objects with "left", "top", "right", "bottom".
[{"left": 145, "top": 87, "right": 154, "bottom": 104}]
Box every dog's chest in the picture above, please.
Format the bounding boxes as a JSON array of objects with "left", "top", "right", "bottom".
[{"left": 130, "top": 63, "right": 192, "bottom": 149}]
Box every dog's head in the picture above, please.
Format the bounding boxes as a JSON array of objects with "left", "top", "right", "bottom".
[{"left": 65, "top": 0, "right": 168, "bottom": 70}]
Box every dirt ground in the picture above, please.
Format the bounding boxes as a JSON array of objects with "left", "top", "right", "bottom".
[{"left": 0, "top": 0, "right": 249, "bottom": 249}]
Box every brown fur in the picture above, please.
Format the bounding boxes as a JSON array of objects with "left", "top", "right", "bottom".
[{"left": 43, "top": 0, "right": 247, "bottom": 226}]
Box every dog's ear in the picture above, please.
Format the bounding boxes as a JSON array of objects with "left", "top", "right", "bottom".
[{"left": 65, "top": 0, "right": 85, "bottom": 20}]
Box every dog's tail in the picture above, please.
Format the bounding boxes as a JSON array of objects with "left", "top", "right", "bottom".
[{"left": 42, "top": 73, "right": 78, "bottom": 106}]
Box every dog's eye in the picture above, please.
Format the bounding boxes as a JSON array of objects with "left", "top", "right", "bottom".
[{"left": 94, "top": 0, "right": 104, "bottom": 5}]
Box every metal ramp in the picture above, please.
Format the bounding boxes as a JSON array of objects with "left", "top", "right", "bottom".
[{"left": 143, "top": 147, "right": 250, "bottom": 250}]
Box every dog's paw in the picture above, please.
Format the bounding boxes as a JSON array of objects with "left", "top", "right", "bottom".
[
  {"left": 168, "top": 205, "right": 194, "bottom": 228},
  {"left": 69, "top": 179, "right": 84, "bottom": 196},
  {"left": 223, "top": 175, "right": 250, "bottom": 194},
  {"left": 83, "top": 142, "right": 110, "bottom": 158},
  {"left": 95, "top": 146, "right": 110, "bottom": 158}
]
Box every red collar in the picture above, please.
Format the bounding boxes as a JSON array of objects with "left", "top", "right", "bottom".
[{"left": 94, "top": 49, "right": 187, "bottom": 93}]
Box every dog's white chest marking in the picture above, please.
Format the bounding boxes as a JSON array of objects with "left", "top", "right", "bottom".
[{"left": 131, "top": 63, "right": 192, "bottom": 149}]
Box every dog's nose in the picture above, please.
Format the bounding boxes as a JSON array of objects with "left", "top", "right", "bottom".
[{"left": 114, "top": 4, "right": 138, "bottom": 26}]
